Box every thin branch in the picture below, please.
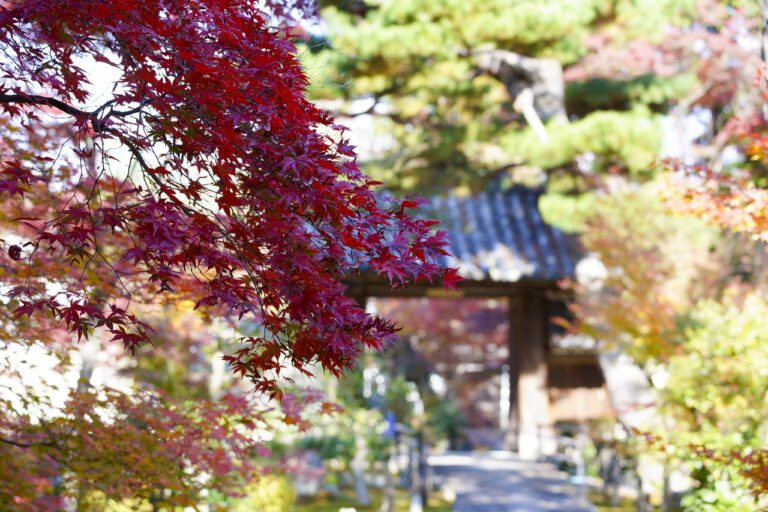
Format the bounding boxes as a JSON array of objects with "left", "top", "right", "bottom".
[
  {"left": 0, "top": 93, "right": 92, "bottom": 119},
  {"left": 0, "top": 93, "right": 150, "bottom": 131}
]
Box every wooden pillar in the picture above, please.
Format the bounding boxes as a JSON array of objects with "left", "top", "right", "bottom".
[
  {"left": 504, "top": 296, "right": 522, "bottom": 451},
  {"left": 505, "top": 293, "right": 549, "bottom": 458}
]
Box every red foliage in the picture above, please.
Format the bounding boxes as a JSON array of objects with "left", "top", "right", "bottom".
[{"left": 0, "top": 0, "right": 453, "bottom": 393}]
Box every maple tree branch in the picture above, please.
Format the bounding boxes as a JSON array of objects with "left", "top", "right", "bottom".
[
  {"left": 0, "top": 93, "right": 150, "bottom": 131},
  {"left": 0, "top": 93, "right": 91, "bottom": 119},
  {"left": 94, "top": 97, "right": 153, "bottom": 118}
]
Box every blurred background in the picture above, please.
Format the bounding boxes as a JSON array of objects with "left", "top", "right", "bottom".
[{"left": 6, "top": 1, "right": 768, "bottom": 511}]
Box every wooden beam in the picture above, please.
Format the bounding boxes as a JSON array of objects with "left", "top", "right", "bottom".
[{"left": 344, "top": 275, "right": 557, "bottom": 300}]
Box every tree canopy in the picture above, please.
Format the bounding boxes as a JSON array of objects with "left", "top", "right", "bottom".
[
  {"left": 0, "top": 0, "right": 457, "bottom": 508},
  {"left": 0, "top": 0, "right": 456, "bottom": 392},
  {"left": 305, "top": 0, "right": 758, "bottom": 195}
]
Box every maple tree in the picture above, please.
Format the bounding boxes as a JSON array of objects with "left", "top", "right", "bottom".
[
  {"left": 0, "top": 0, "right": 454, "bottom": 390},
  {"left": 0, "top": 383, "right": 272, "bottom": 511},
  {"left": 565, "top": 184, "right": 729, "bottom": 362},
  {"left": 0, "top": 0, "right": 458, "bottom": 508},
  {"left": 661, "top": 293, "right": 768, "bottom": 510},
  {"left": 663, "top": 116, "right": 768, "bottom": 242}
]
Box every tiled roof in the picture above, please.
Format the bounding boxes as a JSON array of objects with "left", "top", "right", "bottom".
[{"left": 430, "top": 186, "right": 575, "bottom": 282}]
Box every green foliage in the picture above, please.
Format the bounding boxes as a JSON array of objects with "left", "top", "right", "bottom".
[
  {"left": 425, "top": 399, "right": 466, "bottom": 442},
  {"left": 665, "top": 294, "right": 768, "bottom": 446},
  {"left": 297, "top": 433, "right": 355, "bottom": 464},
  {"left": 314, "top": 0, "right": 699, "bottom": 75},
  {"left": 205, "top": 476, "right": 296, "bottom": 512},
  {"left": 649, "top": 294, "right": 768, "bottom": 510},
  {"left": 292, "top": 404, "right": 389, "bottom": 474},
  {"left": 335, "top": 352, "right": 418, "bottom": 425},
  {"left": 538, "top": 191, "right": 598, "bottom": 233},
  {"left": 606, "top": 0, "right": 700, "bottom": 41},
  {"left": 305, "top": 0, "right": 704, "bottom": 194},
  {"left": 292, "top": 485, "right": 453, "bottom": 511},
  {"left": 76, "top": 491, "right": 154, "bottom": 512},
  {"left": 565, "top": 73, "right": 698, "bottom": 115},
  {"left": 500, "top": 107, "right": 661, "bottom": 176},
  {"left": 680, "top": 470, "right": 756, "bottom": 512}
]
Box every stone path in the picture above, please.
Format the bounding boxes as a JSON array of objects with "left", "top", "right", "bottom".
[{"left": 429, "top": 451, "right": 595, "bottom": 512}]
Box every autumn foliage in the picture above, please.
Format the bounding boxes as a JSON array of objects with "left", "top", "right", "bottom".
[
  {"left": 0, "top": 0, "right": 455, "bottom": 393},
  {"left": 0, "top": 386, "right": 270, "bottom": 510},
  {"left": 0, "top": 0, "right": 460, "bottom": 508},
  {"left": 663, "top": 116, "right": 768, "bottom": 242}
]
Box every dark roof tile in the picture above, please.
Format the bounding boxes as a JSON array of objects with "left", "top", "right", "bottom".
[{"left": 434, "top": 186, "right": 574, "bottom": 282}]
